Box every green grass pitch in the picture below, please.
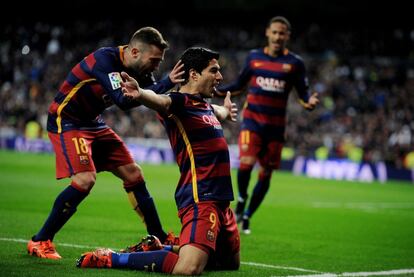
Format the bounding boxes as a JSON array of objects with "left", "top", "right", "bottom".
[{"left": 1, "top": 149, "right": 414, "bottom": 276}]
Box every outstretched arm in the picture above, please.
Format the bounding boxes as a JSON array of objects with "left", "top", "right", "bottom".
[
  {"left": 215, "top": 54, "right": 252, "bottom": 97},
  {"left": 120, "top": 72, "right": 172, "bottom": 114},
  {"left": 212, "top": 91, "right": 238, "bottom": 122}
]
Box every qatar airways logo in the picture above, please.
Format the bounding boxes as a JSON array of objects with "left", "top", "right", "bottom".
[
  {"left": 256, "top": 76, "right": 286, "bottom": 92},
  {"left": 202, "top": 115, "right": 222, "bottom": 130}
]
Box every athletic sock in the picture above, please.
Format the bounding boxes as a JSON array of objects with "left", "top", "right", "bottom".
[
  {"left": 125, "top": 180, "right": 167, "bottom": 242},
  {"left": 111, "top": 250, "right": 179, "bottom": 273},
  {"left": 245, "top": 173, "right": 271, "bottom": 217},
  {"left": 33, "top": 182, "right": 88, "bottom": 241},
  {"left": 237, "top": 168, "right": 252, "bottom": 199}
]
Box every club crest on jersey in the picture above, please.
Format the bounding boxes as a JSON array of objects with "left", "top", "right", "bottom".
[
  {"left": 206, "top": 230, "right": 215, "bottom": 242},
  {"left": 108, "top": 72, "right": 122, "bottom": 90},
  {"left": 283, "top": 63, "right": 292, "bottom": 72},
  {"left": 253, "top": 61, "right": 263, "bottom": 68},
  {"left": 79, "top": 155, "right": 90, "bottom": 165},
  {"left": 191, "top": 100, "right": 203, "bottom": 106}
]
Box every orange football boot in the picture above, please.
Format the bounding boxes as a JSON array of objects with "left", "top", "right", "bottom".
[
  {"left": 76, "top": 248, "right": 113, "bottom": 268},
  {"left": 27, "top": 239, "right": 62, "bottom": 259},
  {"left": 164, "top": 231, "right": 180, "bottom": 246},
  {"left": 120, "top": 235, "right": 163, "bottom": 253}
]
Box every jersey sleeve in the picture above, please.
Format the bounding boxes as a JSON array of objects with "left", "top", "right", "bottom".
[
  {"left": 218, "top": 52, "right": 253, "bottom": 92},
  {"left": 139, "top": 73, "right": 175, "bottom": 94},
  {"left": 145, "top": 74, "right": 174, "bottom": 94},
  {"left": 91, "top": 51, "right": 139, "bottom": 110},
  {"left": 293, "top": 58, "right": 310, "bottom": 103}
]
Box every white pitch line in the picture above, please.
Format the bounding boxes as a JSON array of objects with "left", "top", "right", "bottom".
[
  {"left": 4, "top": 237, "right": 414, "bottom": 276},
  {"left": 241, "top": 261, "right": 321, "bottom": 273},
  {"left": 311, "top": 202, "right": 414, "bottom": 211},
  {"left": 2, "top": 237, "right": 321, "bottom": 273},
  {"left": 273, "top": 269, "right": 414, "bottom": 277},
  {"left": 0, "top": 237, "right": 106, "bottom": 249}
]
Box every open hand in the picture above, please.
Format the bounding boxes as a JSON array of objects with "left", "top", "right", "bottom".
[
  {"left": 224, "top": 91, "right": 238, "bottom": 121},
  {"left": 168, "top": 60, "right": 185, "bottom": 84},
  {"left": 120, "top": 72, "right": 141, "bottom": 100}
]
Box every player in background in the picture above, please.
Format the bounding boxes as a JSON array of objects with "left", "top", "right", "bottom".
[
  {"left": 76, "top": 47, "right": 240, "bottom": 275},
  {"left": 27, "top": 27, "right": 184, "bottom": 259},
  {"left": 216, "top": 16, "right": 319, "bottom": 234}
]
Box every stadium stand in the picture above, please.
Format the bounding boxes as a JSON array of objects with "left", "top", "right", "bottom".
[{"left": 1, "top": 14, "right": 413, "bottom": 170}]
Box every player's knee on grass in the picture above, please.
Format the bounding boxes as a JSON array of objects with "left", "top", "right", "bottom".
[{"left": 172, "top": 244, "right": 209, "bottom": 275}]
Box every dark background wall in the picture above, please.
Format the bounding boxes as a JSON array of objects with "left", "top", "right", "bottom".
[
  {"left": 3, "top": 0, "right": 411, "bottom": 27},
  {"left": 3, "top": 0, "right": 413, "bottom": 58}
]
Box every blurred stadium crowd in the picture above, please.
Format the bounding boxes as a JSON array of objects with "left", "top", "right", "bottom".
[{"left": 1, "top": 18, "right": 413, "bottom": 169}]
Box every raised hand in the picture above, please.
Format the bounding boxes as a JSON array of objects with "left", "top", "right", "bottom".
[
  {"left": 224, "top": 91, "right": 238, "bottom": 122},
  {"left": 168, "top": 60, "right": 185, "bottom": 84},
  {"left": 120, "top": 71, "right": 141, "bottom": 100}
]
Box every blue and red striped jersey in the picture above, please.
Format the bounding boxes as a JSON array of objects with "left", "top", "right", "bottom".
[
  {"left": 158, "top": 92, "right": 234, "bottom": 210},
  {"left": 219, "top": 48, "right": 310, "bottom": 141},
  {"left": 47, "top": 46, "right": 174, "bottom": 133}
]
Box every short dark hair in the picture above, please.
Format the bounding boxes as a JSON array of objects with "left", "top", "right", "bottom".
[
  {"left": 130, "top": 27, "right": 169, "bottom": 50},
  {"left": 180, "top": 47, "right": 220, "bottom": 84},
  {"left": 268, "top": 16, "right": 291, "bottom": 31}
]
